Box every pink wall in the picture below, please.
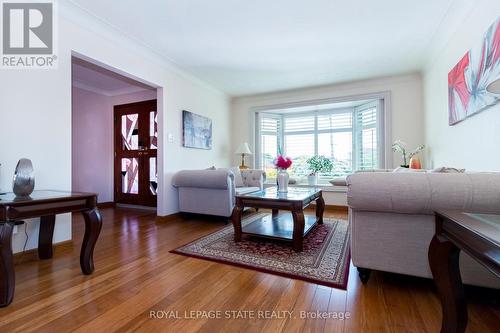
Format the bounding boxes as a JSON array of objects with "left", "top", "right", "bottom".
[{"left": 72, "top": 87, "right": 157, "bottom": 203}]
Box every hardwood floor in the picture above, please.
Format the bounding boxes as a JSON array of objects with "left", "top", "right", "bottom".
[{"left": 0, "top": 207, "right": 498, "bottom": 332}]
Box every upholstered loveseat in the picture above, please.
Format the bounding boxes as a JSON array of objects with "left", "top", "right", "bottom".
[
  {"left": 347, "top": 171, "right": 500, "bottom": 288},
  {"left": 172, "top": 168, "right": 265, "bottom": 217}
]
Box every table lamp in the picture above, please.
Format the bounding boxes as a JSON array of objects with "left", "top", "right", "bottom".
[{"left": 235, "top": 142, "right": 252, "bottom": 169}]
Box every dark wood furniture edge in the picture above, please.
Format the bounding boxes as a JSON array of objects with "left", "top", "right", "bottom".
[
  {"left": 435, "top": 212, "right": 500, "bottom": 277},
  {"left": 429, "top": 211, "right": 500, "bottom": 333},
  {"left": 0, "top": 191, "right": 102, "bottom": 307}
]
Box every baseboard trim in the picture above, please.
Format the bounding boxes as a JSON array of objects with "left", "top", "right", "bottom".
[
  {"left": 158, "top": 212, "right": 182, "bottom": 222},
  {"left": 97, "top": 202, "right": 116, "bottom": 208},
  {"left": 13, "top": 239, "right": 73, "bottom": 264}
]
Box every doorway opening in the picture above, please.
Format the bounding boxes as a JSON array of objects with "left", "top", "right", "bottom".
[{"left": 71, "top": 56, "right": 159, "bottom": 209}]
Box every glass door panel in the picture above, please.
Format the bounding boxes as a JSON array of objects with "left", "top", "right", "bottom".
[
  {"left": 149, "top": 157, "right": 157, "bottom": 195},
  {"left": 121, "top": 114, "right": 139, "bottom": 150},
  {"left": 121, "top": 158, "right": 139, "bottom": 194},
  {"left": 150, "top": 111, "right": 158, "bottom": 149}
]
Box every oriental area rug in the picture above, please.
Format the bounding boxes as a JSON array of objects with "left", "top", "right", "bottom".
[{"left": 171, "top": 213, "right": 350, "bottom": 289}]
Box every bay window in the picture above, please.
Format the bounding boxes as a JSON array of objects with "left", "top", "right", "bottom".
[{"left": 255, "top": 99, "right": 385, "bottom": 183}]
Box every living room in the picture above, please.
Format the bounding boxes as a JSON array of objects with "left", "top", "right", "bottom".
[{"left": 0, "top": 0, "right": 499, "bottom": 332}]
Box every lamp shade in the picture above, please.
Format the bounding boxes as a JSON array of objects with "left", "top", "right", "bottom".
[
  {"left": 235, "top": 142, "right": 252, "bottom": 155},
  {"left": 486, "top": 77, "right": 500, "bottom": 94}
]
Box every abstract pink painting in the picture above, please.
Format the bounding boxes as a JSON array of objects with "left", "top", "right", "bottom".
[{"left": 448, "top": 17, "right": 500, "bottom": 125}]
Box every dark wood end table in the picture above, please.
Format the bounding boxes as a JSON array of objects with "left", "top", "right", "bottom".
[
  {"left": 231, "top": 187, "right": 324, "bottom": 252},
  {"left": 428, "top": 211, "right": 500, "bottom": 333},
  {"left": 0, "top": 190, "right": 103, "bottom": 307}
]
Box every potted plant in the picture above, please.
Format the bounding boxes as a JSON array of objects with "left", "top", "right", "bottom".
[
  {"left": 392, "top": 140, "right": 425, "bottom": 168},
  {"left": 306, "top": 156, "right": 333, "bottom": 185}
]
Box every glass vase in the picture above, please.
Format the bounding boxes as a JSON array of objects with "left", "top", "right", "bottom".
[{"left": 277, "top": 168, "right": 289, "bottom": 193}]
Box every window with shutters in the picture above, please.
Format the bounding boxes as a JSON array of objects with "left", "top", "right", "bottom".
[{"left": 255, "top": 99, "right": 385, "bottom": 183}]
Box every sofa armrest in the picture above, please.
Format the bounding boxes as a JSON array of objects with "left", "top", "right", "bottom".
[
  {"left": 172, "top": 169, "right": 234, "bottom": 189},
  {"left": 241, "top": 169, "right": 266, "bottom": 189},
  {"left": 347, "top": 172, "right": 500, "bottom": 214}
]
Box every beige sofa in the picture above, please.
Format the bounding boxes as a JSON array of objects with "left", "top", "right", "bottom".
[
  {"left": 172, "top": 168, "right": 265, "bottom": 217},
  {"left": 347, "top": 171, "right": 500, "bottom": 288}
]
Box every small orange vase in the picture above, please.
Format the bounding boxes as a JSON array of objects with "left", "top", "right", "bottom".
[{"left": 410, "top": 156, "right": 422, "bottom": 169}]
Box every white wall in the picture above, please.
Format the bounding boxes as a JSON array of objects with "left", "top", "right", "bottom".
[
  {"left": 72, "top": 87, "right": 157, "bottom": 203},
  {"left": 0, "top": 2, "right": 230, "bottom": 253},
  {"left": 423, "top": 0, "right": 500, "bottom": 171},
  {"left": 72, "top": 87, "right": 111, "bottom": 202}
]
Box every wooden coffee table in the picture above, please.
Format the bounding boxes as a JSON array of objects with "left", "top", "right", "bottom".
[{"left": 231, "top": 187, "right": 324, "bottom": 252}]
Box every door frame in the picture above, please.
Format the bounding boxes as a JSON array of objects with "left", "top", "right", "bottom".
[{"left": 71, "top": 51, "right": 164, "bottom": 213}]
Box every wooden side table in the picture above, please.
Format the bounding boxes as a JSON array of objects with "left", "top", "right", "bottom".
[
  {"left": 0, "top": 190, "right": 102, "bottom": 307},
  {"left": 428, "top": 211, "right": 500, "bottom": 333}
]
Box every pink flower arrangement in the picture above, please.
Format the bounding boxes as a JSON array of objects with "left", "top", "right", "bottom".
[{"left": 274, "top": 155, "right": 292, "bottom": 170}]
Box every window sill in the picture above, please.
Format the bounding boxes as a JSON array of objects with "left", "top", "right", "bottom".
[{"left": 263, "top": 182, "right": 347, "bottom": 193}]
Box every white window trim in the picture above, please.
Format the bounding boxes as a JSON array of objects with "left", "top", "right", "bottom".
[{"left": 251, "top": 91, "right": 392, "bottom": 172}]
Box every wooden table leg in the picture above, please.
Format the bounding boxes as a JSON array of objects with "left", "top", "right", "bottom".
[
  {"left": 38, "top": 215, "right": 55, "bottom": 259},
  {"left": 80, "top": 208, "right": 102, "bottom": 275},
  {"left": 231, "top": 201, "right": 243, "bottom": 242},
  {"left": 316, "top": 194, "right": 325, "bottom": 224},
  {"left": 0, "top": 222, "right": 15, "bottom": 307},
  {"left": 428, "top": 234, "right": 467, "bottom": 333},
  {"left": 292, "top": 209, "right": 305, "bottom": 252},
  {"left": 272, "top": 209, "right": 279, "bottom": 218}
]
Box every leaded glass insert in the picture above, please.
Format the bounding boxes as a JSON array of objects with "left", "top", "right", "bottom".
[
  {"left": 150, "top": 157, "right": 157, "bottom": 195},
  {"left": 150, "top": 111, "right": 158, "bottom": 149},
  {"left": 121, "top": 158, "right": 139, "bottom": 194},
  {"left": 122, "top": 114, "right": 139, "bottom": 150}
]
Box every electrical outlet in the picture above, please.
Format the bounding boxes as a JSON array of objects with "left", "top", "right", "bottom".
[{"left": 168, "top": 133, "right": 174, "bottom": 143}]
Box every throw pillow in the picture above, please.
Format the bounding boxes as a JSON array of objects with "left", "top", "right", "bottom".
[
  {"left": 329, "top": 177, "right": 347, "bottom": 186},
  {"left": 229, "top": 167, "right": 245, "bottom": 187},
  {"left": 431, "top": 167, "right": 466, "bottom": 173}
]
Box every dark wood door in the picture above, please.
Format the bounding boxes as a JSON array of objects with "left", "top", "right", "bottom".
[{"left": 114, "top": 100, "right": 158, "bottom": 207}]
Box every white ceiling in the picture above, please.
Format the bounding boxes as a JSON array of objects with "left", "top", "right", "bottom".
[
  {"left": 69, "top": 0, "right": 455, "bottom": 96},
  {"left": 72, "top": 58, "right": 154, "bottom": 96}
]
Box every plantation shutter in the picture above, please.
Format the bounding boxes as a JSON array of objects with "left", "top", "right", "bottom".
[
  {"left": 282, "top": 115, "right": 315, "bottom": 177},
  {"left": 355, "top": 102, "right": 379, "bottom": 170},
  {"left": 258, "top": 113, "right": 281, "bottom": 172}
]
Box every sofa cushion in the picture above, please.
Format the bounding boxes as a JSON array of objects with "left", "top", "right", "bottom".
[
  {"left": 235, "top": 187, "right": 260, "bottom": 195},
  {"left": 229, "top": 167, "right": 245, "bottom": 187},
  {"left": 329, "top": 177, "right": 347, "bottom": 186}
]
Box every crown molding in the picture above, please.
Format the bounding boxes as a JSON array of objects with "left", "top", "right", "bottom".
[
  {"left": 72, "top": 80, "right": 152, "bottom": 97},
  {"left": 61, "top": 1, "right": 228, "bottom": 98},
  {"left": 422, "top": 0, "right": 475, "bottom": 71}
]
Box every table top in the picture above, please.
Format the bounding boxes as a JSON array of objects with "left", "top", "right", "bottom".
[
  {"left": 436, "top": 210, "right": 500, "bottom": 247},
  {"left": 237, "top": 187, "right": 321, "bottom": 202},
  {"left": 0, "top": 190, "right": 96, "bottom": 206}
]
